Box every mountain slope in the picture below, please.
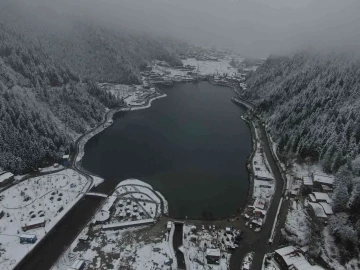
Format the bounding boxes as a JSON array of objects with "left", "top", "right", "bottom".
[
  {"left": 243, "top": 51, "right": 360, "bottom": 173},
  {"left": 0, "top": 2, "right": 185, "bottom": 173}
]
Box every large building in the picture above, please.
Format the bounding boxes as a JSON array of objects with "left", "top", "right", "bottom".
[
  {"left": 21, "top": 217, "right": 46, "bottom": 231},
  {"left": 0, "top": 172, "right": 14, "bottom": 187},
  {"left": 205, "top": 248, "right": 221, "bottom": 265},
  {"left": 274, "top": 246, "right": 324, "bottom": 270},
  {"left": 312, "top": 173, "right": 334, "bottom": 192}
]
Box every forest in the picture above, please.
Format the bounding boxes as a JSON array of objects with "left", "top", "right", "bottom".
[
  {"left": 243, "top": 50, "right": 360, "bottom": 262},
  {"left": 0, "top": 1, "right": 185, "bottom": 173}
]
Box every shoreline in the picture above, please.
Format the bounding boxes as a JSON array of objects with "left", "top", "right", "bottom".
[{"left": 79, "top": 81, "right": 258, "bottom": 221}]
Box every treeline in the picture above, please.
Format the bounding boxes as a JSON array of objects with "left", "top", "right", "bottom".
[
  {"left": 244, "top": 51, "right": 360, "bottom": 173},
  {"left": 0, "top": 1, "right": 185, "bottom": 173}
]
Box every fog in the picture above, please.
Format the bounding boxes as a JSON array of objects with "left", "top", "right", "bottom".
[{"left": 10, "top": 0, "right": 360, "bottom": 57}]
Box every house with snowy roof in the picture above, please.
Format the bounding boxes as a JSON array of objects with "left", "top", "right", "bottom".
[
  {"left": 205, "top": 248, "right": 220, "bottom": 264},
  {"left": 274, "top": 246, "right": 325, "bottom": 270},
  {"left": 312, "top": 173, "right": 334, "bottom": 192},
  {"left": 307, "top": 202, "right": 328, "bottom": 219},
  {"left": 0, "top": 172, "right": 14, "bottom": 187},
  {"left": 311, "top": 192, "right": 332, "bottom": 204},
  {"left": 302, "top": 176, "right": 313, "bottom": 194}
]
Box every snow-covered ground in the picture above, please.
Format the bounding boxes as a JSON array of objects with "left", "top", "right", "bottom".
[
  {"left": 181, "top": 223, "right": 236, "bottom": 270},
  {"left": 281, "top": 201, "right": 310, "bottom": 246},
  {"left": 51, "top": 179, "right": 173, "bottom": 270},
  {"left": 183, "top": 58, "right": 238, "bottom": 76},
  {"left": 252, "top": 145, "right": 275, "bottom": 199},
  {"left": 0, "top": 169, "right": 90, "bottom": 270},
  {"left": 52, "top": 222, "right": 176, "bottom": 270}
]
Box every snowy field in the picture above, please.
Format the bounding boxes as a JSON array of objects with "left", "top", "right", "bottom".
[
  {"left": 281, "top": 201, "right": 310, "bottom": 246},
  {"left": 183, "top": 58, "right": 238, "bottom": 76},
  {"left": 181, "top": 223, "right": 236, "bottom": 270},
  {"left": 0, "top": 169, "right": 90, "bottom": 270},
  {"left": 51, "top": 179, "right": 173, "bottom": 270}
]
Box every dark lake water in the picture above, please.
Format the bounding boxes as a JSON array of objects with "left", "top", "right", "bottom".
[{"left": 82, "top": 81, "right": 252, "bottom": 218}]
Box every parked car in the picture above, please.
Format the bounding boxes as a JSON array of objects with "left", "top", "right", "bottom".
[{"left": 245, "top": 222, "right": 249, "bottom": 227}]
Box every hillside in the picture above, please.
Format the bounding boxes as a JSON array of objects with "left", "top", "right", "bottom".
[
  {"left": 243, "top": 51, "right": 360, "bottom": 262},
  {"left": 0, "top": 2, "right": 185, "bottom": 174},
  {"left": 243, "top": 51, "right": 360, "bottom": 173}
]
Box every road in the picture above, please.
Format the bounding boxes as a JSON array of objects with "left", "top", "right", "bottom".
[{"left": 229, "top": 96, "right": 289, "bottom": 270}]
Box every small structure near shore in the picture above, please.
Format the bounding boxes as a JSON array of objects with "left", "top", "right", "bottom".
[{"left": 206, "top": 248, "right": 221, "bottom": 264}]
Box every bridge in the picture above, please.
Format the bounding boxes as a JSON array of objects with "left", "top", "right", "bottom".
[{"left": 85, "top": 192, "right": 108, "bottom": 198}]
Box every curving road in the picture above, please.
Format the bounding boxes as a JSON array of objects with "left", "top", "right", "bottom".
[{"left": 229, "top": 95, "right": 288, "bottom": 270}]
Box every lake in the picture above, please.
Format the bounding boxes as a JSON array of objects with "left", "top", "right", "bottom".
[{"left": 82, "top": 81, "right": 252, "bottom": 218}]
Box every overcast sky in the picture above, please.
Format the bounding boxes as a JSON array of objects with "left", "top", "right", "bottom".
[{"left": 14, "top": 0, "right": 360, "bottom": 57}]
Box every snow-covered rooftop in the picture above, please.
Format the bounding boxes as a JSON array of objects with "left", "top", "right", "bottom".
[
  {"left": 19, "top": 234, "right": 36, "bottom": 239},
  {"left": 275, "top": 246, "right": 307, "bottom": 267},
  {"left": 309, "top": 194, "right": 316, "bottom": 202},
  {"left": 319, "top": 202, "right": 333, "bottom": 215},
  {"left": 102, "top": 219, "right": 156, "bottom": 230},
  {"left": 303, "top": 176, "right": 313, "bottom": 186},
  {"left": 0, "top": 172, "right": 14, "bottom": 183},
  {"left": 312, "top": 173, "right": 334, "bottom": 185},
  {"left": 206, "top": 248, "right": 221, "bottom": 257},
  {"left": 255, "top": 170, "right": 274, "bottom": 180},
  {"left": 71, "top": 259, "right": 85, "bottom": 269},
  {"left": 254, "top": 198, "right": 266, "bottom": 210},
  {"left": 312, "top": 192, "right": 332, "bottom": 204},
  {"left": 308, "top": 202, "right": 328, "bottom": 218},
  {"left": 23, "top": 217, "right": 45, "bottom": 227}
]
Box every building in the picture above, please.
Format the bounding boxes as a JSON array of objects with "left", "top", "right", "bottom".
[
  {"left": 303, "top": 176, "right": 313, "bottom": 187},
  {"left": 254, "top": 198, "right": 267, "bottom": 210},
  {"left": 102, "top": 219, "right": 156, "bottom": 231},
  {"left": 66, "top": 260, "right": 86, "bottom": 270},
  {"left": 20, "top": 234, "right": 37, "bottom": 244},
  {"left": 274, "top": 246, "right": 325, "bottom": 270},
  {"left": 318, "top": 202, "right": 333, "bottom": 215},
  {"left": 0, "top": 172, "right": 14, "bottom": 187},
  {"left": 21, "top": 217, "right": 46, "bottom": 231},
  {"left": 308, "top": 202, "right": 328, "bottom": 219},
  {"left": 205, "top": 248, "right": 221, "bottom": 264},
  {"left": 254, "top": 170, "right": 274, "bottom": 181},
  {"left": 302, "top": 176, "right": 313, "bottom": 194},
  {"left": 312, "top": 173, "right": 334, "bottom": 191},
  {"left": 311, "top": 192, "right": 332, "bottom": 204}
]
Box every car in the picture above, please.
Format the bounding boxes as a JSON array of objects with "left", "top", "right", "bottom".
[
  {"left": 254, "top": 227, "right": 261, "bottom": 232},
  {"left": 249, "top": 224, "right": 253, "bottom": 229},
  {"left": 245, "top": 222, "right": 249, "bottom": 227}
]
